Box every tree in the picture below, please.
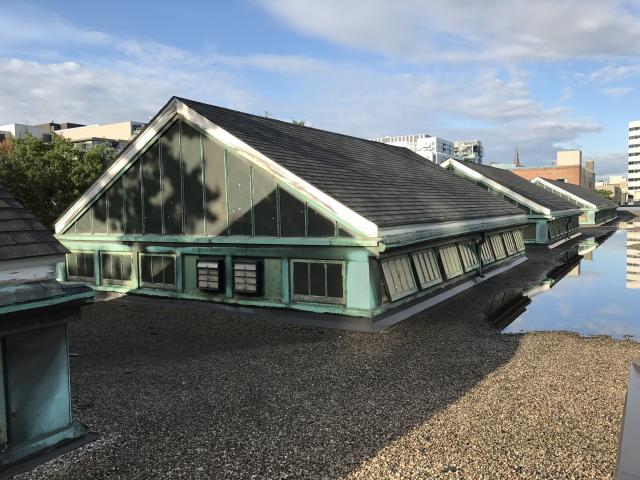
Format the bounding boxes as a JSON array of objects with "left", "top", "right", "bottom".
[
  {"left": 291, "top": 119, "right": 306, "bottom": 126},
  {"left": 596, "top": 189, "right": 614, "bottom": 201},
  {"left": 0, "top": 134, "right": 116, "bottom": 229}
]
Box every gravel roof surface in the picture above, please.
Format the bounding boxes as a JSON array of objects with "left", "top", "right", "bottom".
[{"left": 18, "top": 229, "right": 640, "bottom": 480}]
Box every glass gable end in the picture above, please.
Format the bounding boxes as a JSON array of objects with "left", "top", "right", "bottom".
[{"left": 63, "top": 118, "right": 347, "bottom": 240}]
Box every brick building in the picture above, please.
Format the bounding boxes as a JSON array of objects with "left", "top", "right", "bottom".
[{"left": 507, "top": 150, "right": 596, "bottom": 190}]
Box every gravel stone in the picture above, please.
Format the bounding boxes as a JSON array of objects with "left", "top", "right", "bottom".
[{"left": 17, "top": 230, "right": 639, "bottom": 479}]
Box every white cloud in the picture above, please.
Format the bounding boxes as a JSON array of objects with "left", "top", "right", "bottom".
[
  {"left": 602, "top": 86, "right": 635, "bottom": 97},
  {"left": 592, "top": 152, "right": 629, "bottom": 176},
  {"left": 0, "top": 58, "right": 261, "bottom": 125},
  {"left": 259, "top": 0, "right": 640, "bottom": 62},
  {"left": 0, "top": 4, "right": 604, "bottom": 165},
  {"left": 588, "top": 64, "right": 640, "bottom": 82}
]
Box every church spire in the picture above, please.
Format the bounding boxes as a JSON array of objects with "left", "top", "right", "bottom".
[{"left": 513, "top": 145, "right": 521, "bottom": 167}]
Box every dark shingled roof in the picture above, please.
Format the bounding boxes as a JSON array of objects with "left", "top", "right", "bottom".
[
  {"left": 178, "top": 97, "right": 524, "bottom": 228},
  {"left": 539, "top": 178, "right": 617, "bottom": 209},
  {"left": 456, "top": 162, "right": 579, "bottom": 213},
  {"left": 0, "top": 184, "right": 68, "bottom": 261}
]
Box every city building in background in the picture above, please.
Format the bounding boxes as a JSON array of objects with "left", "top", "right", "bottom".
[
  {"left": 373, "top": 134, "right": 457, "bottom": 164},
  {"left": 629, "top": 120, "right": 640, "bottom": 203},
  {"left": 442, "top": 158, "right": 581, "bottom": 244},
  {"left": 55, "top": 121, "right": 146, "bottom": 151},
  {"left": 531, "top": 177, "right": 617, "bottom": 225},
  {"left": 594, "top": 181, "right": 622, "bottom": 204},
  {"left": 0, "top": 123, "right": 52, "bottom": 144},
  {"left": 453, "top": 140, "right": 483, "bottom": 164},
  {"left": 596, "top": 175, "right": 628, "bottom": 204},
  {"left": 495, "top": 149, "right": 596, "bottom": 190},
  {"left": 36, "top": 121, "right": 86, "bottom": 132},
  {"left": 0, "top": 120, "right": 146, "bottom": 152}
]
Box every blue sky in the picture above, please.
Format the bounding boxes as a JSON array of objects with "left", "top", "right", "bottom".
[{"left": 1, "top": 1, "right": 639, "bottom": 176}]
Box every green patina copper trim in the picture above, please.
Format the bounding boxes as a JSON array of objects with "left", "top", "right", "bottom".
[
  {"left": 90, "top": 285, "right": 374, "bottom": 318},
  {"left": 55, "top": 233, "right": 380, "bottom": 248},
  {"left": 57, "top": 241, "right": 375, "bottom": 261},
  {"left": 378, "top": 215, "right": 527, "bottom": 250},
  {"left": 0, "top": 291, "right": 94, "bottom": 316}
]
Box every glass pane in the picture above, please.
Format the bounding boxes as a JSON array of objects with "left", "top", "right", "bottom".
[
  {"left": 181, "top": 122, "right": 205, "bottom": 236},
  {"left": 75, "top": 209, "right": 92, "bottom": 234},
  {"left": 309, "top": 262, "right": 326, "bottom": 296},
  {"left": 202, "top": 135, "right": 227, "bottom": 236},
  {"left": 163, "top": 256, "right": 175, "bottom": 285},
  {"left": 293, "top": 261, "right": 309, "bottom": 296},
  {"left": 66, "top": 253, "right": 77, "bottom": 277},
  {"left": 142, "top": 142, "right": 162, "bottom": 234},
  {"left": 92, "top": 194, "right": 108, "bottom": 234},
  {"left": 338, "top": 226, "right": 354, "bottom": 238},
  {"left": 252, "top": 167, "right": 278, "bottom": 236},
  {"left": 124, "top": 162, "right": 142, "bottom": 234},
  {"left": 107, "top": 176, "right": 124, "bottom": 235},
  {"left": 307, "top": 208, "right": 335, "bottom": 237},
  {"left": 280, "top": 188, "right": 305, "bottom": 237},
  {"left": 161, "top": 121, "right": 183, "bottom": 235},
  {"left": 226, "top": 151, "right": 252, "bottom": 235},
  {"left": 151, "top": 255, "right": 163, "bottom": 283},
  {"left": 112, "top": 254, "right": 122, "bottom": 280},
  {"left": 101, "top": 254, "right": 110, "bottom": 280},
  {"left": 78, "top": 252, "right": 87, "bottom": 278},
  {"left": 326, "top": 263, "right": 343, "bottom": 298},
  {"left": 121, "top": 255, "right": 132, "bottom": 281},
  {"left": 141, "top": 255, "right": 153, "bottom": 284}
]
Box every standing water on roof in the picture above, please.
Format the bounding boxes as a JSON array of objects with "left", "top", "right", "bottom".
[{"left": 501, "top": 228, "right": 640, "bottom": 340}]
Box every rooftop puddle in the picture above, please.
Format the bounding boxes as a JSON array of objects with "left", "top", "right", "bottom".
[{"left": 489, "top": 227, "right": 640, "bottom": 340}]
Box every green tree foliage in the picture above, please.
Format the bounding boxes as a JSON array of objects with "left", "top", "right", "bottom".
[
  {"left": 596, "top": 188, "right": 614, "bottom": 201},
  {"left": 291, "top": 119, "right": 306, "bottom": 126},
  {"left": 0, "top": 134, "right": 116, "bottom": 229}
]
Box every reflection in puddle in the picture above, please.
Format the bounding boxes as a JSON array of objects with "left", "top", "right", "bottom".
[
  {"left": 491, "top": 228, "right": 640, "bottom": 340},
  {"left": 627, "top": 223, "right": 640, "bottom": 289}
]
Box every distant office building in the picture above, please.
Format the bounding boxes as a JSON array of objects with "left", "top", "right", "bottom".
[
  {"left": 0, "top": 123, "right": 51, "bottom": 144},
  {"left": 505, "top": 150, "right": 596, "bottom": 190},
  {"left": 454, "top": 140, "right": 483, "bottom": 164},
  {"left": 596, "top": 176, "right": 628, "bottom": 204},
  {"left": 629, "top": 121, "right": 640, "bottom": 203},
  {"left": 36, "top": 121, "right": 86, "bottom": 132},
  {"left": 55, "top": 121, "right": 146, "bottom": 151},
  {"left": 372, "top": 134, "right": 457, "bottom": 164},
  {"left": 595, "top": 181, "right": 623, "bottom": 204}
]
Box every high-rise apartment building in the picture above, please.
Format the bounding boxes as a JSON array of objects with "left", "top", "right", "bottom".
[
  {"left": 373, "top": 134, "right": 484, "bottom": 164},
  {"left": 629, "top": 121, "right": 640, "bottom": 203},
  {"left": 454, "top": 140, "right": 483, "bottom": 164},
  {"left": 373, "top": 134, "right": 457, "bottom": 164}
]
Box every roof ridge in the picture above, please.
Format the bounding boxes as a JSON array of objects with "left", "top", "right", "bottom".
[{"left": 174, "top": 96, "right": 411, "bottom": 153}]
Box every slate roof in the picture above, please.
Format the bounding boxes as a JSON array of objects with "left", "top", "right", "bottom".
[
  {"left": 538, "top": 178, "right": 617, "bottom": 209},
  {"left": 178, "top": 98, "right": 524, "bottom": 228},
  {"left": 453, "top": 161, "right": 580, "bottom": 213},
  {"left": 0, "top": 184, "right": 68, "bottom": 261}
]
